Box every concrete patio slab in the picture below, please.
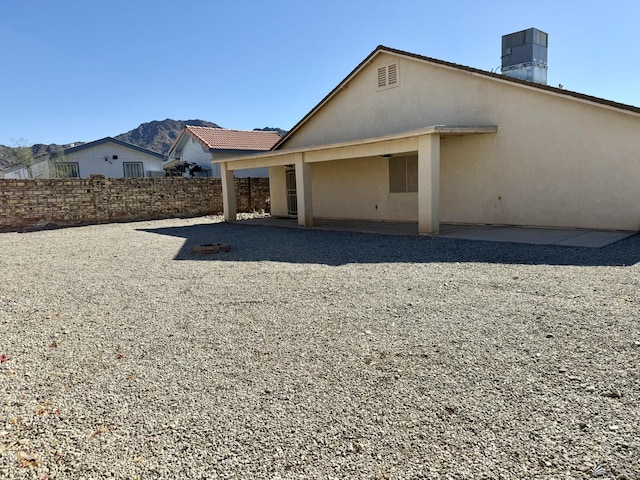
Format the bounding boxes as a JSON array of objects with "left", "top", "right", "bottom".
[{"left": 237, "top": 217, "right": 636, "bottom": 248}]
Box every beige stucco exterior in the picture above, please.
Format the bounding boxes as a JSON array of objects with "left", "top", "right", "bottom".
[{"left": 216, "top": 48, "right": 640, "bottom": 232}]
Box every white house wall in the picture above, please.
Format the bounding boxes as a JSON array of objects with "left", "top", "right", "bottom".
[
  {"left": 176, "top": 138, "right": 213, "bottom": 174},
  {"left": 65, "top": 143, "right": 164, "bottom": 178},
  {"left": 2, "top": 159, "right": 51, "bottom": 179},
  {"left": 280, "top": 53, "right": 640, "bottom": 231},
  {"left": 213, "top": 152, "right": 268, "bottom": 178}
]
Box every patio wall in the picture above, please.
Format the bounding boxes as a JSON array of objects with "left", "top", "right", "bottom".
[{"left": 0, "top": 176, "right": 269, "bottom": 232}]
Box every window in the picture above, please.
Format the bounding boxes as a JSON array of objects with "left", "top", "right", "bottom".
[
  {"left": 54, "top": 162, "right": 79, "bottom": 178},
  {"left": 377, "top": 63, "right": 399, "bottom": 90},
  {"left": 123, "top": 162, "right": 144, "bottom": 178},
  {"left": 389, "top": 155, "right": 418, "bottom": 193}
]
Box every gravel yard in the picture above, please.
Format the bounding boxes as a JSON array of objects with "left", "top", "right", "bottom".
[{"left": 1, "top": 216, "right": 639, "bottom": 479}]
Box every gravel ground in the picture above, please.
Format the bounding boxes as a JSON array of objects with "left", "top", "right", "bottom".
[{"left": 0, "top": 215, "right": 639, "bottom": 480}]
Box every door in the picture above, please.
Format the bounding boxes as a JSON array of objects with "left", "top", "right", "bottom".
[{"left": 285, "top": 165, "right": 297, "bottom": 216}]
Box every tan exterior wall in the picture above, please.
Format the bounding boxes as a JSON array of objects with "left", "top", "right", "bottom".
[
  {"left": 311, "top": 158, "right": 417, "bottom": 222},
  {"left": 269, "top": 166, "right": 288, "bottom": 217},
  {"left": 281, "top": 53, "right": 640, "bottom": 231}
]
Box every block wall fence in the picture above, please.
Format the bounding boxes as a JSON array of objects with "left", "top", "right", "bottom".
[{"left": 0, "top": 176, "right": 270, "bottom": 232}]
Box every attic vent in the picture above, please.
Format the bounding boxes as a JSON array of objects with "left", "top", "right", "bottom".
[{"left": 377, "top": 63, "right": 399, "bottom": 90}]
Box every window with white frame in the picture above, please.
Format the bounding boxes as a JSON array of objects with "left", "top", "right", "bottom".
[
  {"left": 123, "top": 162, "right": 144, "bottom": 178},
  {"left": 377, "top": 62, "right": 399, "bottom": 90},
  {"left": 389, "top": 155, "right": 418, "bottom": 193},
  {"left": 54, "top": 162, "right": 79, "bottom": 178}
]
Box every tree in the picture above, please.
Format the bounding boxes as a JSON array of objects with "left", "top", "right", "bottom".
[
  {"left": 9, "top": 138, "right": 39, "bottom": 178},
  {"left": 6, "top": 139, "right": 71, "bottom": 178}
]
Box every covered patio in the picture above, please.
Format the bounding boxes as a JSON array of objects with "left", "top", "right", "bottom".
[
  {"left": 214, "top": 125, "right": 498, "bottom": 236},
  {"left": 234, "top": 216, "right": 636, "bottom": 248}
]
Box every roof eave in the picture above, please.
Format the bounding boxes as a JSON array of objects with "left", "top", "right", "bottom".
[
  {"left": 215, "top": 124, "right": 499, "bottom": 164},
  {"left": 63, "top": 137, "right": 165, "bottom": 159}
]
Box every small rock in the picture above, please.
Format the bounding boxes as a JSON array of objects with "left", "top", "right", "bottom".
[
  {"left": 585, "top": 385, "right": 596, "bottom": 392},
  {"left": 608, "top": 425, "right": 619, "bottom": 431},
  {"left": 602, "top": 389, "right": 622, "bottom": 399}
]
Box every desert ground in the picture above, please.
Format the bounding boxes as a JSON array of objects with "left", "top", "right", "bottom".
[{"left": 1, "top": 216, "right": 638, "bottom": 479}]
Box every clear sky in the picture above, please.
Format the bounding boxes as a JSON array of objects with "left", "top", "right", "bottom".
[{"left": 1, "top": 0, "right": 638, "bottom": 147}]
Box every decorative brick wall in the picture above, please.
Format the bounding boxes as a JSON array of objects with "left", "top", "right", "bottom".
[{"left": 0, "top": 176, "right": 270, "bottom": 232}]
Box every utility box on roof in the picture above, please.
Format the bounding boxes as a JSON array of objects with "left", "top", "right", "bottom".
[{"left": 501, "top": 28, "right": 548, "bottom": 85}]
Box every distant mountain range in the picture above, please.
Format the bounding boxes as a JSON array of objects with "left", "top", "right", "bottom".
[
  {"left": 0, "top": 119, "right": 286, "bottom": 169},
  {"left": 115, "top": 119, "right": 220, "bottom": 154}
]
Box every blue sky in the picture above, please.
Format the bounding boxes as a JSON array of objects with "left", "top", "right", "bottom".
[{"left": 1, "top": 0, "right": 638, "bottom": 147}]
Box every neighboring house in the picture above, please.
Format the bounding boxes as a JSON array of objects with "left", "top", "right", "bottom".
[
  {"left": 1, "top": 156, "right": 51, "bottom": 179},
  {"left": 164, "top": 126, "right": 281, "bottom": 178},
  {"left": 2, "top": 137, "right": 165, "bottom": 179},
  {"left": 214, "top": 43, "right": 640, "bottom": 234}
]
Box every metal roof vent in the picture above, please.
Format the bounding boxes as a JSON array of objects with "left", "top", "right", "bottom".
[{"left": 501, "top": 28, "right": 548, "bottom": 85}]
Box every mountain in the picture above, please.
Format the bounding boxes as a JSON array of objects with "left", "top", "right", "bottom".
[
  {"left": 254, "top": 127, "right": 288, "bottom": 137},
  {"left": 115, "top": 118, "right": 220, "bottom": 154},
  {"left": 0, "top": 143, "right": 75, "bottom": 170}
]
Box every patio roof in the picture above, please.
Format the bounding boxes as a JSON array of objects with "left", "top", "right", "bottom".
[{"left": 212, "top": 125, "right": 498, "bottom": 170}]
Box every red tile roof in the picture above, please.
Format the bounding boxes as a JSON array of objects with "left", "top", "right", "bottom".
[{"left": 185, "top": 126, "right": 281, "bottom": 152}]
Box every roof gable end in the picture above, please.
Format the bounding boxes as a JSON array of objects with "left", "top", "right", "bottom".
[
  {"left": 62, "top": 137, "right": 165, "bottom": 159},
  {"left": 274, "top": 45, "right": 640, "bottom": 150}
]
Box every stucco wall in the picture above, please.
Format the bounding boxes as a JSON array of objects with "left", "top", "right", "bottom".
[
  {"left": 281, "top": 53, "right": 640, "bottom": 231},
  {"left": 311, "top": 157, "right": 417, "bottom": 222},
  {"left": 269, "top": 166, "right": 288, "bottom": 217},
  {"left": 0, "top": 177, "right": 270, "bottom": 232},
  {"left": 64, "top": 143, "right": 165, "bottom": 178},
  {"left": 177, "top": 138, "right": 213, "bottom": 174}
]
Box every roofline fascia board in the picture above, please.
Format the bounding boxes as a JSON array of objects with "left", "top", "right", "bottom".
[
  {"left": 392, "top": 49, "right": 640, "bottom": 119},
  {"left": 272, "top": 47, "right": 381, "bottom": 150},
  {"left": 167, "top": 129, "right": 190, "bottom": 156},
  {"left": 210, "top": 148, "right": 276, "bottom": 155},
  {"left": 63, "top": 137, "right": 165, "bottom": 159}
]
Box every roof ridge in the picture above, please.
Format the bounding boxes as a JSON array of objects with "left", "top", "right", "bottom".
[
  {"left": 186, "top": 125, "right": 280, "bottom": 135},
  {"left": 376, "top": 45, "right": 640, "bottom": 114}
]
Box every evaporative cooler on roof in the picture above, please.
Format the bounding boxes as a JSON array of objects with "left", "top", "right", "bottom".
[{"left": 501, "top": 27, "right": 548, "bottom": 85}]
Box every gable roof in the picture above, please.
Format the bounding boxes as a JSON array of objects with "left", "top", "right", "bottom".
[
  {"left": 179, "top": 126, "right": 281, "bottom": 153},
  {"left": 59, "top": 137, "right": 165, "bottom": 159},
  {"left": 274, "top": 45, "right": 640, "bottom": 150}
]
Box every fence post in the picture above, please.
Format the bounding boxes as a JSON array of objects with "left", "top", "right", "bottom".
[{"left": 90, "top": 175, "right": 110, "bottom": 224}]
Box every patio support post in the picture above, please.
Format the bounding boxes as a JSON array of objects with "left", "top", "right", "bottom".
[
  {"left": 295, "top": 153, "right": 314, "bottom": 227},
  {"left": 417, "top": 134, "right": 440, "bottom": 235},
  {"left": 221, "top": 161, "right": 236, "bottom": 222}
]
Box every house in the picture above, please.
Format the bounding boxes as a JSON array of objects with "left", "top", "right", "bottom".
[
  {"left": 213, "top": 40, "right": 640, "bottom": 234},
  {"left": 164, "top": 126, "right": 281, "bottom": 177},
  {"left": 2, "top": 137, "right": 165, "bottom": 179}
]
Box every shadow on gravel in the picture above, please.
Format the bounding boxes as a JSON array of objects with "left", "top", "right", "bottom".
[{"left": 138, "top": 223, "right": 640, "bottom": 267}]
